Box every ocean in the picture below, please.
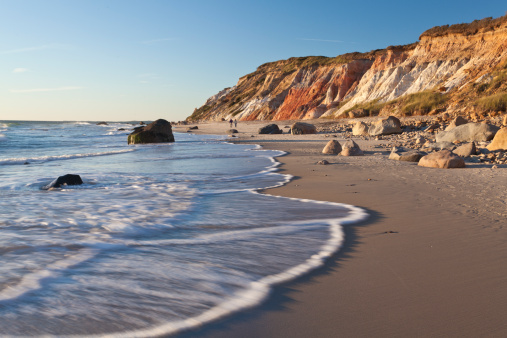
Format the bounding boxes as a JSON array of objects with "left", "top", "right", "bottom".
[{"left": 0, "top": 120, "right": 366, "bottom": 337}]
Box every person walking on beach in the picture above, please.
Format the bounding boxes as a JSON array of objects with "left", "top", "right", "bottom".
[
  {"left": 234, "top": 119, "right": 237, "bottom": 128},
  {"left": 229, "top": 119, "right": 233, "bottom": 128}
]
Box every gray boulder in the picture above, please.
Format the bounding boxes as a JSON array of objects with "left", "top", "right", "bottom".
[
  {"left": 128, "top": 119, "right": 175, "bottom": 144},
  {"left": 369, "top": 116, "right": 402, "bottom": 136},
  {"left": 435, "top": 122, "right": 499, "bottom": 143},
  {"left": 291, "top": 122, "right": 316, "bottom": 135},
  {"left": 258, "top": 124, "right": 282, "bottom": 134},
  {"left": 42, "top": 174, "right": 83, "bottom": 190},
  {"left": 340, "top": 140, "right": 364, "bottom": 156},
  {"left": 389, "top": 147, "right": 426, "bottom": 162}
]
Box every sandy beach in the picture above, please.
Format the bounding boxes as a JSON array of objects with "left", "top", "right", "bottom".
[{"left": 173, "top": 120, "right": 507, "bottom": 337}]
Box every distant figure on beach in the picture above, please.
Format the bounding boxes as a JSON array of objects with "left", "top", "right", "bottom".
[
  {"left": 234, "top": 119, "right": 237, "bottom": 128},
  {"left": 229, "top": 119, "right": 233, "bottom": 128}
]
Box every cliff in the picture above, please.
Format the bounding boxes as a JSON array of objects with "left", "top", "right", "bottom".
[{"left": 188, "top": 15, "right": 507, "bottom": 122}]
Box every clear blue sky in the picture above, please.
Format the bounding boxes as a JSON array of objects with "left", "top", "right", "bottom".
[{"left": 0, "top": 0, "right": 505, "bottom": 121}]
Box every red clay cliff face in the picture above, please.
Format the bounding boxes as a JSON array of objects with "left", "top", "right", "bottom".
[
  {"left": 273, "top": 60, "right": 373, "bottom": 120},
  {"left": 187, "top": 15, "right": 507, "bottom": 122}
]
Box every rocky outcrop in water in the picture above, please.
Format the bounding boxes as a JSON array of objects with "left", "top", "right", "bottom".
[
  {"left": 42, "top": 174, "right": 83, "bottom": 190},
  {"left": 188, "top": 15, "right": 507, "bottom": 123},
  {"left": 128, "top": 119, "right": 175, "bottom": 144}
]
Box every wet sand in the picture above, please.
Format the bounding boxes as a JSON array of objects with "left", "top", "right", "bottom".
[{"left": 173, "top": 121, "right": 507, "bottom": 337}]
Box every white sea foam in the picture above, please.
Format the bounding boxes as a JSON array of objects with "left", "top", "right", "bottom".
[
  {"left": 58, "top": 198, "right": 367, "bottom": 338},
  {"left": 0, "top": 249, "right": 98, "bottom": 302},
  {"left": 0, "top": 148, "right": 135, "bottom": 165}
]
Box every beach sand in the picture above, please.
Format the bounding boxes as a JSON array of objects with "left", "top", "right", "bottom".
[{"left": 173, "top": 121, "right": 507, "bottom": 337}]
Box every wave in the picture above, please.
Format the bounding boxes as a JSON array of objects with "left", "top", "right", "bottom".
[
  {"left": 0, "top": 149, "right": 135, "bottom": 165},
  {"left": 68, "top": 198, "right": 367, "bottom": 338}
]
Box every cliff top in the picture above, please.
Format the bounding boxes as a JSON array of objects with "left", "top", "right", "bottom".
[{"left": 420, "top": 14, "right": 507, "bottom": 39}]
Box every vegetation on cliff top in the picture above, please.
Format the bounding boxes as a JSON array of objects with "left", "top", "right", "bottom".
[{"left": 420, "top": 14, "right": 507, "bottom": 39}]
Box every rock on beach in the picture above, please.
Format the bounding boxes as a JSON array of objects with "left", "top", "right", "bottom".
[
  {"left": 418, "top": 150, "right": 466, "bottom": 169},
  {"left": 369, "top": 116, "right": 402, "bottom": 136},
  {"left": 258, "top": 124, "right": 282, "bottom": 134},
  {"left": 322, "top": 140, "right": 342, "bottom": 155},
  {"left": 340, "top": 140, "right": 363, "bottom": 156},
  {"left": 389, "top": 147, "right": 425, "bottom": 162},
  {"left": 435, "top": 122, "right": 499, "bottom": 143},
  {"left": 291, "top": 122, "right": 316, "bottom": 135},
  {"left": 487, "top": 127, "right": 507, "bottom": 151}
]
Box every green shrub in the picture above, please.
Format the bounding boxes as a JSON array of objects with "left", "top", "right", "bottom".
[{"left": 475, "top": 92, "right": 507, "bottom": 111}]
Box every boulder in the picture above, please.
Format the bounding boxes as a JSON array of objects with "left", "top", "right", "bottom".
[
  {"left": 418, "top": 150, "right": 466, "bottom": 169},
  {"left": 228, "top": 129, "right": 238, "bottom": 134},
  {"left": 322, "top": 140, "right": 342, "bottom": 155},
  {"left": 389, "top": 147, "right": 426, "bottom": 162},
  {"left": 188, "top": 126, "right": 198, "bottom": 130},
  {"left": 435, "top": 122, "right": 499, "bottom": 143},
  {"left": 444, "top": 116, "right": 468, "bottom": 131},
  {"left": 368, "top": 116, "right": 402, "bottom": 136},
  {"left": 128, "top": 119, "right": 175, "bottom": 144},
  {"left": 258, "top": 124, "right": 282, "bottom": 134},
  {"left": 42, "top": 174, "right": 83, "bottom": 190},
  {"left": 291, "top": 122, "right": 317, "bottom": 135},
  {"left": 317, "top": 160, "right": 329, "bottom": 165},
  {"left": 352, "top": 121, "right": 369, "bottom": 136},
  {"left": 96, "top": 122, "right": 108, "bottom": 126},
  {"left": 340, "top": 140, "right": 364, "bottom": 156},
  {"left": 453, "top": 142, "right": 477, "bottom": 157},
  {"left": 487, "top": 127, "right": 507, "bottom": 151}
]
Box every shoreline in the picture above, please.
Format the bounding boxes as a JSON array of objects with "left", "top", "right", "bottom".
[{"left": 173, "top": 121, "right": 507, "bottom": 337}]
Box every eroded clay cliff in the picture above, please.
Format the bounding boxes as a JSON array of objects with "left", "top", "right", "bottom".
[{"left": 188, "top": 15, "right": 507, "bottom": 122}]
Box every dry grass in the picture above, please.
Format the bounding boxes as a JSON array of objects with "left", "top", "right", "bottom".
[{"left": 475, "top": 92, "right": 507, "bottom": 112}]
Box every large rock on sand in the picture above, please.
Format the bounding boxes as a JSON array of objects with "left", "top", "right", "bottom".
[
  {"left": 128, "top": 119, "right": 175, "bottom": 144},
  {"left": 487, "top": 127, "right": 507, "bottom": 151},
  {"left": 368, "top": 116, "right": 402, "bottom": 136},
  {"left": 42, "top": 174, "right": 83, "bottom": 190},
  {"left": 389, "top": 147, "right": 425, "bottom": 162},
  {"left": 418, "top": 150, "right": 466, "bottom": 169},
  {"left": 258, "top": 124, "right": 282, "bottom": 134},
  {"left": 291, "top": 122, "right": 316, "bottom": 135},
  {"left": 340, "top": 140, "right": 363, "bottom": 156},
  {"left": 352, "top": 121, "right": 369, "bottom": 136},
  {"left": 322, "top": 140, "right": 342, "bottom": 155},
  {"left": 435, "top": 122, "right": 499, "bottom": 143}
]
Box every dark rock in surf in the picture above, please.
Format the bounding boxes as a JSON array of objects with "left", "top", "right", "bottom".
[
  {"left": 96, "top": 122, "right": 108, "bottom": 125},
  {"left": 42, "top": 174, "right": 83, "bottom": 190},
  {"left": 127, "top": 119, "right": 175, "bottom": 144}
]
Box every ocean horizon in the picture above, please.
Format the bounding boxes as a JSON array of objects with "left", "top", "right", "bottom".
[{"left": 0, "top": 120, "right": 366, "bottom": 336}]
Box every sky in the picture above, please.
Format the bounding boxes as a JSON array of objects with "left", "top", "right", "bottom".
[{"left": 0, "top": 0, "right": 505, "bottom": 122}]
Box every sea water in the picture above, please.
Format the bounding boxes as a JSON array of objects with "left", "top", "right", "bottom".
[{"left": 0, "top": 121, "right": 366, "bottom": 337}]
